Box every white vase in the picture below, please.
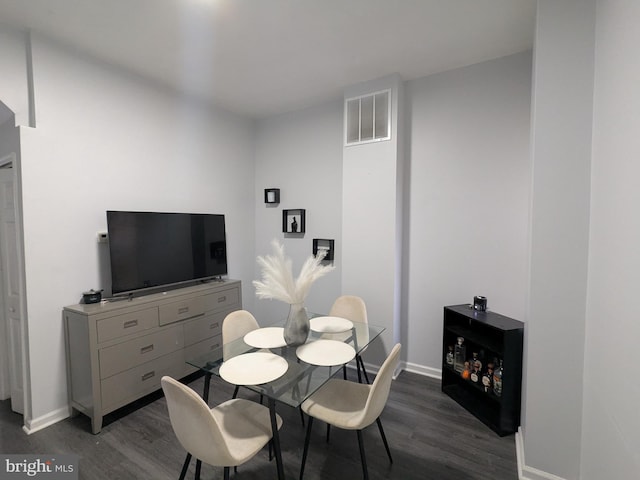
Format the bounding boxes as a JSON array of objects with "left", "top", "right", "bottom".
[{"left": 284, "top": 302, "right": 309, "bottom": 346}]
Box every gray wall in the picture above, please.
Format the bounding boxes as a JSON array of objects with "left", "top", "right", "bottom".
[
  {"left": 342, "top": 75, "right": 404, "bottom": 363},
  {"left": 6, "top": 32, "right": 257, "bottom": 429},
  {"left": 524, "top": 1, "right": 595, "bottom": 478},
  {"left": 582, "top": 0, "right": 640, "bottom": 478},
  {"left": 252, "top": 100, "right": 344, "bottom": 323},
  {"left": 404, "top": 52, "right": 532, "bottom": 376},
  {"left": 0, "top": 27, "right": 29, "bottom": 126}
]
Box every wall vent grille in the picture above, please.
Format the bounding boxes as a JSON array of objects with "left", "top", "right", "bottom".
[{"left": 345, "top": 89, "right": 391, "bottom": 146}]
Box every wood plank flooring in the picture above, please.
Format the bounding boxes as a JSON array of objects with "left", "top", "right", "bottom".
[{"left": 0, "top": 371, "right": 518, "bottom": 479}]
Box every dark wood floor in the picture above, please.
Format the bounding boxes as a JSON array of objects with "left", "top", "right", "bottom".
[{"left": 0, "top": 371, "right": 518, "bottom": 480}]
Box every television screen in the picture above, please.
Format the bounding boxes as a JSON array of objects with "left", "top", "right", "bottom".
[{"left": 107, "top": 211, "right": 227, "bottom": 295}]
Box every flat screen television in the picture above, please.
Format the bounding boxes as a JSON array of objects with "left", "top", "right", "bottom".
[{"left": 106, "top": 211, "right": 227, "bottom": 296}]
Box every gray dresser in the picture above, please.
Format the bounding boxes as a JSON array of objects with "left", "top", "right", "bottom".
[{"left": 63, "top": 280, "right": 241, "bottom": 433}]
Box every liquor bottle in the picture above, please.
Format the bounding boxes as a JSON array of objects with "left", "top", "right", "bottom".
[
  {"left": 470, "top": 360, "right": 481, "bottom": 383},
  {"left": 446, "top": 345, "right": 454, "bottom": 367},
  {"left": 454, "top": 337, "right": 466, "bottom": 373},
  {"left": 482, "top": 362, "right": 494, "bottom": 393},
  {"left": 493, "top": 359, "right": 503, "bottom": 397},
  {"left": 461, "top": 361, "right": 471, "bottom": 380},
  {"left": 470, "top": 352, "right": 482, "bottom": 372}
]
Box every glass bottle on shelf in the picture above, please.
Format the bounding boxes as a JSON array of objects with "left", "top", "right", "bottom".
[
  {"left": 470, "top": 352, "right": 482, "bottom": 372},
  {"left": 470, "top": 359, "right": 481, "bottom": 383},
  {"left": 454, "top": 337, "right": 466, "bottom": 373},
  {"left": 482, "top": 362, "right": 494, "bottom": 393},
  {"left": 446, "top": 345, "right": 454, "bottom": 367},
  {"left": 493, "top": 359, "right": 503, "bottom": 397},
  {"left": 461, "top": 361, "right": 471, "bottom": 380}
]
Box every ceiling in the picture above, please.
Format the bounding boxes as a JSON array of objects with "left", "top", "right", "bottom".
[{"left": 0, "top": 0, "right": 536, "bottom": 119}]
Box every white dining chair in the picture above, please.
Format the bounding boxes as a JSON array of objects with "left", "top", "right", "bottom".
[
  {"left": 222, "top": 309, "right": 305, "bottom": 426},
  {"left": 161, "top": 375, "right": 282, "bottom": 480},
  {"left": 222, "top": 309, "right": 260, "bottom": 348},
  {"left": 222, "top": 309, "right": 260, "bottom": 399},
  {"left": 329, "top": 295, "right": 370, "bottom": 383},
  {"left": 299, "top": 343, "right": 401, "bottom": 480}
]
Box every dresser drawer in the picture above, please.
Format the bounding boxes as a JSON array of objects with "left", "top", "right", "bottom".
[
  {"left": 101, "top": 350, "right": 185, "bottom": 412},
  {"left": 99, "top": 325, "right": 184, "bottom": 379},
  {"left": 183, "top": 310, "right": 226, "bottom": 346},
  {"left": 158, "top": 296, "right": 205, "bottom": 326},
  {"left": 202, "top": 287, "right": 240, "bottom": 312},
  {"left": 97, "top": 307, "right": 159, "bottom": 343}
]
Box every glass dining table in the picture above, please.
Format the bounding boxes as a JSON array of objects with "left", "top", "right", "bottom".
[{"left": 184, "top": 316, "right": 386, "bottom": 480}]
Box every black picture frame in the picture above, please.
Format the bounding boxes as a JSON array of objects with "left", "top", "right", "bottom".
[
  {"left": 264, "top": 188, "right": 280, "bottom": 204},
  {"left": 283, "top": 209, "right": 305, "bottom": 234},
  {"left": 313, "top": 238, "right": 334, "bottom": 262}
]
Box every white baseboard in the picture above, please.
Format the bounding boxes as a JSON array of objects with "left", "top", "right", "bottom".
[
  {"left": 401, "top": 361, "right": 442, "bottom": 379},
  {"left": 22, "top": 406, "right": 70, "bottom": 435},
  {"left": 516, "top": 427, "right": 567, "bottom": 480}
]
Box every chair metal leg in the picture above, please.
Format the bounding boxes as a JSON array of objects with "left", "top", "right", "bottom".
[
  {"left": 357, "top": 429, "right": 369, "bottom": 480},
  {"left": 376, "top": 417, "right": 393, "bottom": 463},
  {"left": 178, "top": 453, "right": 191, "bottom": 480},
  {"left": 357, "top": 355, "right": 371, "bottom": 384},
  {"left": 299, "top": 416, "right": 314, "bottom": 480},
  {"left": 232, "top": 385, "right": 239, "bottom": 399},
  {"left": 223, "top": 466, "right": 230, "bottom": 480},
  {"left": 299, "top": 407, "right": 305, "bottom": 427},
  {"left": 326, "top": 423, "right": 331, "bottom": 442},
  {"left": 195, "top": 459, "right": 202, "bottom": 480},
  {"left": 268, "top": 398, "right": 285, "bottom": 480}
]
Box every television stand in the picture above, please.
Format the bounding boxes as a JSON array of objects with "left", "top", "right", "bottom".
[
  {"left": 201, "top": 276, "right": 226, "bottom": 283},
  {"left": 64, "top": 280, "right": 242, "bottom": 433}
]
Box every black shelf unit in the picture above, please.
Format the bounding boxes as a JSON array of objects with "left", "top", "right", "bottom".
[{"left": 442, "top": 304, "right": 524, "bottom": 436}]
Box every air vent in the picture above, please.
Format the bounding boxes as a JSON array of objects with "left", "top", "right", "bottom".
[{"left": 345, "top": 89, "right": 390, "bottom": 145}]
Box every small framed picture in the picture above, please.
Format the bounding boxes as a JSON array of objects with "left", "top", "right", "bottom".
[
  {"left": 313, "top": 238, "right": 334, "bottom": 262},
  {"left": 282, "top": 209, "right": 305, "bottom": 234},
  {"left": 264, "top": 188, "right": 280, "bottom": 204}
]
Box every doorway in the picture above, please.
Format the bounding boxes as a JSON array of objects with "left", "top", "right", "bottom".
[{"left": 0, "top": 153, "right": 25, "bottom": 414}]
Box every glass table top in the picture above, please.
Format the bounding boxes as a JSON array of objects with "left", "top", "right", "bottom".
[{"left": 186, "top": 319, "right": 385, "bottom": 409}]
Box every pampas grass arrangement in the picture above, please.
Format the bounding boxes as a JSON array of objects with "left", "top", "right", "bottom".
[{"left": 253, "top": 239, "right": 334, "bottom": 304}]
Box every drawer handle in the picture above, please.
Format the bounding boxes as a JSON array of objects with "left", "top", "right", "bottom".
[
  {"left": 123, "top": 320, "right": 138, "bottom": 329},
  {"left": 217, "top": 296, "right": 226, "bottom": 303},
  {"left": 140, "top": 344, "right": 154, "bottom": 354},
  {"left": 178, "top": 306, "right": 190, "bottom": 314},
  {"left": 141, "top": 371, "right": 155, "bottom": 381},
  {"left": 210, "top": 343, "right": 220, "bottom": 350},
  {"left": 210, "top": 322, "right": 219, "bottom": 329}
]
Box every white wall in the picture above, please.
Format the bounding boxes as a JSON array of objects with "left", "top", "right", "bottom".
[
  {"left": 0, "top": 115, "right": 19, "bottom": 157},
  {"left": 581, "top": 1, "right": 640, "bottom": 478},
  {"left": 342, "top": 75, "right": 404, "bottom": 364},
  {"left": 10, "top": 33, "right": 256, "bottom": 429},
  {"left": 523, "top": 1, "right": 595, "bottom": 479},
  {"left": 253, "top": 100, "right": 344, "bottom": 323},
  {"left": 404, "top": 52, "right": 532, "bottom": 374},
  {"left": 0, "top": 27, "right": 30, "bottom": 126}
]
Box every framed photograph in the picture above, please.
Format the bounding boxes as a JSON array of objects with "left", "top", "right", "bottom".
[
  {"left": 264, "top": 188, "right": 280, "bottom": 204},
  {"left": 313, "top": 238, "right": 334, "bottom": 262},
  {"left": 282, "top": 209, "right": 305, "bottom": 234}
]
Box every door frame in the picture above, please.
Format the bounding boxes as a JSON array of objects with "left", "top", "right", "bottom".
[{"left": 0, "top": 152, "right": 29, "bottom": 422}]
